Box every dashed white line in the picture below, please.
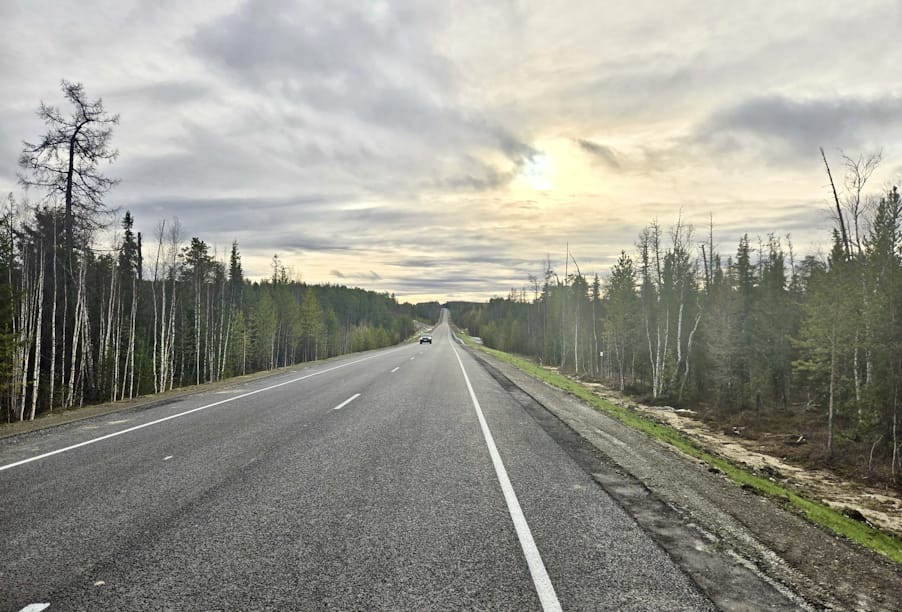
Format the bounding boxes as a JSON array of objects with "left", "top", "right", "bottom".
[
  {"left": 452, "top": 345, "right": 562, "bottom": 612},
  {"left": 163, "top": 455, "right": 174, "bottom": 461},
  {"left": 391, "top": 367, "right": 400, "bottom": 373},
  {"left": 0, "top": 347, "right": 404, "bottom": 473},
  {"left": 19, "top": 604, "right": 50, "bottom": 612},
  {"left": 410, "top": 357, "right": 415, "bottom": 361},
  {"left": 332, "top": 393, "right": 361, "bottom": 411}
]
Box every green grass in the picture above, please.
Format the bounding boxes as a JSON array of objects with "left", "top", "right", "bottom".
[{"left": 460, "top": 334, "right": 902, "bottom": 564}]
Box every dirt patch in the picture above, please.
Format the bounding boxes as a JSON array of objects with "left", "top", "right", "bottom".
[{"left": 582, "top": 382, "right": 902, "bottom": 541}]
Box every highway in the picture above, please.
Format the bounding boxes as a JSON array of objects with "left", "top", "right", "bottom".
[{"left": 1, "top": 311, "right": 714, "bottom": 610}]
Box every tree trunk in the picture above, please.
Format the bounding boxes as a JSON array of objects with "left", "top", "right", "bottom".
[
  {"left": 17, "top": 249, "right": 34, "bottom": 421},
  {"left": 123, "top": 275, "right": 137, "bottom": 400},
  {"left": 828, "top": 315, "right": 837, "bottom": 455},
  {"left": 29, "top": 239, "right": 45, "bottom": 420},
  {"left": 66, "top": 258, "right": 87, "bottom": 409},
  {"left": 49, "top": 215, "right": 58, "bottom": 411},
  {"left": 112, "top": 281, "right": 122, "bottom": 402},
  {"left": 679, "top": 309, "right": 702, "bottom": 400}
]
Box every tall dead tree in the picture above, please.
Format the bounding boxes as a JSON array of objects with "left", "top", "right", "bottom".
[
  {"left": 18, "top": 80, "right": 119, "bottom": 262},
  {"left": 820, "top": 147, "right": 851, "bottom": 261}
]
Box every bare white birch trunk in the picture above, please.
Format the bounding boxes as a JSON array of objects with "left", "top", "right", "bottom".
[
  {"left": 29, "top": 239, "right": 45, "bottom": 420},
  {"left": 49, "top": 215, "right": 58, "bottom": 412},
  {"left": 127, "top": 275, "right": 137, "bottom": 399},
  {"left": 66, "top": 259, "right": 86, "bottom": 410},
  {"left": 167, "top": 291, "right": 177, "bottom": 391},
  {"left": 112, "top": 286, "right": 122, "bottom": 402},
  {"left": 679, "top": 309, "right": 703, "bottom": 399},
  {"left": 17, "top": 250, "right": 34, "bottom": 421}
]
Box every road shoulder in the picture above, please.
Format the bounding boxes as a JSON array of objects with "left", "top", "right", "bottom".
[{"left": 468, "top": 347, "right": 902, "bottom": 611}]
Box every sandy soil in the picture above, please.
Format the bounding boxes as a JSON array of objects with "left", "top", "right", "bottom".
[{"left": 582, "top": 381, "right": 902, "bottom": 540}]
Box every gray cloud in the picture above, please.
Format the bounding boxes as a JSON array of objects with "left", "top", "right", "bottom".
[
  {"left": 577, "top": 139, "right": 621, "bottom": 170},
  {"left": 188, "top": 0, "right": 533, "bottom": 194},
  {"left": 109, "top": 81, "right": 211, "bottom": 105},
  {"left": 331, "top": 269, "right": 381, "bottom": 282},
  {"left": 698, "top": 95, "right": 902, "bottom": 161}
]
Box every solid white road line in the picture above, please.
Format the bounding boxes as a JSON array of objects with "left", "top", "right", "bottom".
[
  {"left": 332, "top": 393, "right": 361, "bottom": 411},
  {"left": 0, "top": 347, "right": 405, "bottom": 473},
  {"left": 451, "top": 346, "right": 562, "bottom": 612}
]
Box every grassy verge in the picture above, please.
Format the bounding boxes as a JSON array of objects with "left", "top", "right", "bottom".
[{"left": 459, "top": 334, "right": 902, "bottom": 564}]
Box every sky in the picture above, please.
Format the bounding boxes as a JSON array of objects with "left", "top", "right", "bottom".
[{"left": 2, "top": 0, "right": 902, "bottom": 302}]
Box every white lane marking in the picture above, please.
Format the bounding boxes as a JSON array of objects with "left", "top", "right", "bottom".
[
  {"left": 19, "top": 604, "right": 50, "bottom": 612},
  {"left": 163, "top": 455, "right": 173, "bottom": 461},
  {"left": 391, "top": 367, "right": 400, "bottom": 373},
  {"left": 452, "top": 346, "right": 562, "bottom": 612},
  {"left": 0, "top": 347, "right": 405, "bottom": 473},
  {"left": 410, "top": 357, "right": 415, "bottom": 361},
  {"left": 332, "top": 393, "right": 361, "bottom": 411}
]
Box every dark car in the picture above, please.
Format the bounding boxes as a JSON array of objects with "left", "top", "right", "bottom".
[{"left": 419, "top": 335, "right": 432, "bottom": 344}]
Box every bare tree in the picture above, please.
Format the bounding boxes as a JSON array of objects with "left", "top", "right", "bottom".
[
  {"left": 18, "top": 80, "right": 119, "bottom": 259},
  {"left": 842, "top": 149, "right": 882, "bottom": 256},
  {"left": 28, "top": 235, "right": 45, "bottom": 420},
  {"left": 820, "top": 147, "right": 851, "bottom": 261}
]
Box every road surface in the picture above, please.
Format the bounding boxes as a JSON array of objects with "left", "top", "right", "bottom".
[{"left": 1, "top": 312, "right": 715, "bottom": 610}]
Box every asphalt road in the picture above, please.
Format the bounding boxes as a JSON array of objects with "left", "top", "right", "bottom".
[{"left": 1, "top": 312, "right": 715, "bottom": 611}]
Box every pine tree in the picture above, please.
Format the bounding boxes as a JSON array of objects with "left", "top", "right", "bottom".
[
  {"left": 605, "top": 251, "right": 638, "bottom": 391},
  {"left": 795, "top": 232, "right": 857, "bottom": 455}
]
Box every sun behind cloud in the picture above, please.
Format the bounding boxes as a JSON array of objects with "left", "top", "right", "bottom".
[{"left": 521, "top": 152, "right": 554, "bottom": 191}]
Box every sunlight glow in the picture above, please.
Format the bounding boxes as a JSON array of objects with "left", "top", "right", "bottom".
[{"left": 522, "top": 153, "right": 553, "bottom": 191}]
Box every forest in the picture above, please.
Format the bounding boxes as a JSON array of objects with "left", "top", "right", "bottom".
[
  {"left": 0, "top": 82, "right": 432, "bottom": 424},
  {"left": 450, "top": 152, "right": 902, "bottom": 488}
]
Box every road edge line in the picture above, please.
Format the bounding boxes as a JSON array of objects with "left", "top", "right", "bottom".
[{"left": 452, "top": 345, "right": 562, "bottom": 612}]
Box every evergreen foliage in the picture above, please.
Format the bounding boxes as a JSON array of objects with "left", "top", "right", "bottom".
[{"left": 449, "top": 185, "right": 902, "bottom": 484}]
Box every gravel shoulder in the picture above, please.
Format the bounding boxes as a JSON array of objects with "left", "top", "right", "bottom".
[{"left": 469, "top": 347, "right": 902, "bottom": 611}]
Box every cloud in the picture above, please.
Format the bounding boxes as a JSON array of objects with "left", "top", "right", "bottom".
[
  {"left": 330, "top": 269, "right": 381, "bottom": 281},
  {"left": 109, "top": 81, "right": 211, "bottom": 105},
  {"left": 577, "top": 139, "right": 621, "bottom": 170},
  {"left": 188, "top": 0, "right": 533, "bottom": 194},
  {"left": 697, "top": 95, "right": 902, "bottom": 161}
]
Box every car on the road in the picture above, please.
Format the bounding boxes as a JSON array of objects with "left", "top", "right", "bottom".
[{"left": 419, "top": 335, "right": 432, "bottom": 344}]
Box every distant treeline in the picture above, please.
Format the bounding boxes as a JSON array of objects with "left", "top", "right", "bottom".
[
  {"left": 0, "top": 204, "right": 436, "bottom": 423},
  {"left": 450, "top": 183, "right": 902, "bottom": 484}
]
